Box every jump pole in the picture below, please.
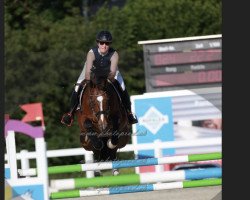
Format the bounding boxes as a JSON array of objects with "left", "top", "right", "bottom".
[
  {"left": 18, "top": 152, "right": 221, "bottom": 176},
  {"left": 50, "top": 178, "right": 222, "bottom": 199},
  {"left": 50, "top": 167, "right": 221, "bottom": 191}
]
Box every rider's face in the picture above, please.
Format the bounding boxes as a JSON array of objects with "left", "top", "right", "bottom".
[{"left": 98, "top": 41, "right": 111, "bottom": 54}]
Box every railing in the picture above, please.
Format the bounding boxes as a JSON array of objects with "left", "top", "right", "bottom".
[{"left": 5, "top": 136, "right": 221, "bottom": 178}]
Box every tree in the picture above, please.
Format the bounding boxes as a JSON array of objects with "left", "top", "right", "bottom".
[{"left": 5, "top": 0, "right": 221, "bottom": 165}]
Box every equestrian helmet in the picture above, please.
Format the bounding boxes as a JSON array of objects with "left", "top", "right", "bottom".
[{"left": 96, "top": 30, "right": 112, "bottom": 42}]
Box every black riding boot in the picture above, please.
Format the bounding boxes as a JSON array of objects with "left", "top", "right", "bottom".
[
  {"left": 61, "top": 89, "right": 80, "bottom": 126},
  {"left": 122, "top": 89, "right": 138, "bottom": 124},
  {"left": 112, "top": 80, "right": 138, "bottom": 124}
]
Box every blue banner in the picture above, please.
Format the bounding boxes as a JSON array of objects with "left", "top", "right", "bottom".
[
  {"left": 12, "top": 185, "right": 44, "bottom": 200},
  {"left": 134, "top": 97, "right": 175, "bottom": 158}
]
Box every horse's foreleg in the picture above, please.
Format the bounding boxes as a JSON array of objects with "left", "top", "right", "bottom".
[
  {"left": 84, "top": 119, "right": 103, "bottom": 150},
  {"left": 107, "top": 117, "right": 119, "bottom": 149},
  {"left": 80, "top": 133, "right": 93, "bottom": 151},
  {"left": 88, "top": 135, "right": 103, "bottom": 150}
]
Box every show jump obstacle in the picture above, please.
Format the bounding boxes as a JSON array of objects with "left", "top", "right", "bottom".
[
  {"left": 50, "top": 178, "right": 222, "bottom": 199},
  {"left": 4, "top": 119, "right": 49, "bottom": 200},
  {"left": 18, "top": 152, "right": 221, "bottom": 176},
  {"left": 5, "top": 119, "right": 221, "bottom": 199}
]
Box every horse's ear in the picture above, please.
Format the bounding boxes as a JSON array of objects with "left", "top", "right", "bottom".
[
  {"left": 90, "top": 67, "right": 95, "bottom": 76},
  {"left": 91, "top": 66, "right": 110, "bottom": 80},
  {"left": 90, "top": 70, "right": 95, "bottom": 81},
  {"left": 82, "top": 79, "right": 90, "bottom": 85},
  {"left": 103, "top": 68, "right": 111, "bottom": 78},
  {"left": 90, "top": 66, "right": 96, "bottom": 73},
  {"left": 90, "top": 67, "right": 98, "bottom": 83}
]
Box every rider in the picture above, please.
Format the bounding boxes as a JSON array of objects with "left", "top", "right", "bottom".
[{"left": 61, "top": 30, "right": 138, "bottom": 126}]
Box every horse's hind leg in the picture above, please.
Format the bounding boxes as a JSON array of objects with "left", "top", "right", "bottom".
[
  {"left": 109, "top": 148, "right": 120, "bottom": 175},
  {"left": 99, "top": 138, "right": 117, "bottom": 161},
  {"left": 92, "top": 150, "right": 102, "bottom": 177},
  {"left": 100, "top": 139, "right": 120, "bottom": 175}
]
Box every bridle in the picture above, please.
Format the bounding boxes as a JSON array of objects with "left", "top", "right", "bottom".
[{"left": 89, "top": 86, "right": 110, "bottom": 123}]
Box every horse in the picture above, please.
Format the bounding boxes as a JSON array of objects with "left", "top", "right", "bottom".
[{"left": 76, "top": 67, "right": 131, "bottom": 175}]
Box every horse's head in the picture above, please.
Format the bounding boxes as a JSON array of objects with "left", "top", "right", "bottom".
[{"left": 85, "top": 67, "right": 111, "bottom": 133}]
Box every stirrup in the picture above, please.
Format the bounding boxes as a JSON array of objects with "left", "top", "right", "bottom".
[{"left": 61, "top": 113, "right": 74, "bottom": 126}]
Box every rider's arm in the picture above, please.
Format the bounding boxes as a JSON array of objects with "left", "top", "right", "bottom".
[
  {"left": 85, "top": 50, "right": 95, "bottom": 80},
  {"left": 108, "top": 51, "right": 118, "bottom": 81}
]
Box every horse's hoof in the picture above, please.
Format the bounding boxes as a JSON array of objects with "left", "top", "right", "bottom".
[
  {"left": 107, "top": 139, "right": 117, "bottom": 149},
  {"left": 94, "top": 170, "right": 102, "bottom": 177},
  {"left": 112, "top": 169, "right": 119, "bottom": 176}
]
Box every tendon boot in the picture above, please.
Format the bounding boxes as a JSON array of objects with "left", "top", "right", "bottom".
[
  {"left": 112, "top": 80, "right": 138, "bottom": 124},
  {"left": 122, "top": 89, "right": 138, "bottom": 124}
]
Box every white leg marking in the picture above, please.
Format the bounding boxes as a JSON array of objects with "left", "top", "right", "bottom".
[{"left": 107, "top": 139, "right": 117, "bottom": 149}]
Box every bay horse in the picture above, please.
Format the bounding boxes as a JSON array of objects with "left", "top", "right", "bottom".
[{"left": 76, "top": 67, "right": 131, "bottom": 174}]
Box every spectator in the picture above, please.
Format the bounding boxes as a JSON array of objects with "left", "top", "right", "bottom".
[{"left": 201, "top": 118, "right": 222, "bottom": 130}]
